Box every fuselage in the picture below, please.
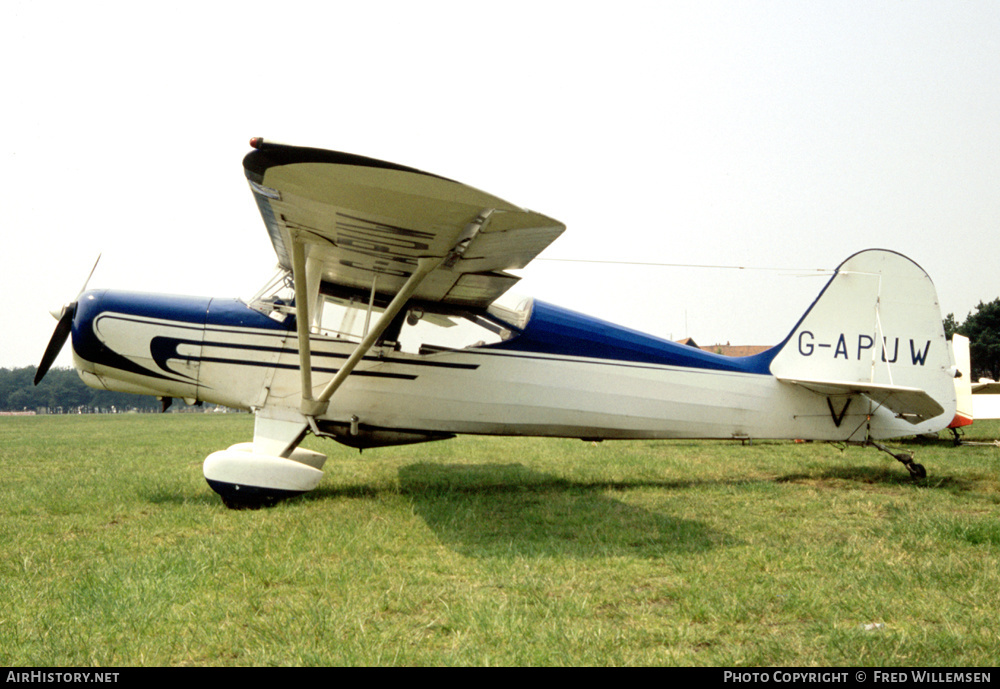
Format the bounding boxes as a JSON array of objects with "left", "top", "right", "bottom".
[{"left": 68, "top": 288, "right": 949, "bottom": 446}]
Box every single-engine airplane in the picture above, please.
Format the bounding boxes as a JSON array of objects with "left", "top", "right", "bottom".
[{"left": 36, "top": 138, "right": 959, "bottom": 508}]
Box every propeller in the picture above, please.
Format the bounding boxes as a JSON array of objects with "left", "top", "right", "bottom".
[{"left": 34, "top": 255, "right": 101, "bottom": 385}]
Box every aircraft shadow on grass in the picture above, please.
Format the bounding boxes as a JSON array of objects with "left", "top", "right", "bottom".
[
  {"left": 140, "top": 463, "right": 722, "bottom": 557},
  {"left": 389, "top": 462, "right": 725, "bottom": 559},
  {"left": 387, "top": 462, "right": 977, "bottom": 558}
]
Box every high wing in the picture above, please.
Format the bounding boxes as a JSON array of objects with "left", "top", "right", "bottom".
[{"left": 243, "top": 138, "right": 565, "bottom": 307}]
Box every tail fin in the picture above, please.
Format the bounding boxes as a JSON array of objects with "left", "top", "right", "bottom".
[
  {"left": 770, "top": 249, "right": 956, "bottom": 427},
  {"left": 950, "top": 334, "right": 974, "bottom": 428}
]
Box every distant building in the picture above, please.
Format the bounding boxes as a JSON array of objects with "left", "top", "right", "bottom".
[{"left": 699, "top": 342, "right": 772, "bottom": 357}]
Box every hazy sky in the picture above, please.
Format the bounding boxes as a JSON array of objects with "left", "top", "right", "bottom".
[{"left": 4, "top": 1, "right": 999, "bottom": 369}]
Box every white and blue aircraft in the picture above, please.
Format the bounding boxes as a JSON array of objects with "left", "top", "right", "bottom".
[{"left": 36, "top": 138, "right": 958, "bottom": 508}]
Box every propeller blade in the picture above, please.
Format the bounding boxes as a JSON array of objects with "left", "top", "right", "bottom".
[
  {"left": 34, "top": 304, "right": 76, "bottom": 385},
  {"left": 77, "top": 253, "right": 101, "bottom": 300},
  {"left": 34, "top": 254, "right": 101, "bottom": 385}
]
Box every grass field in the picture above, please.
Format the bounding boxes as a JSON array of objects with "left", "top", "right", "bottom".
[{"left": 1, "top": 414, "right": 999, "bottom": 666}]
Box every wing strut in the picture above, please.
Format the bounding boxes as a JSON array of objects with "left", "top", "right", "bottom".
[
  {"left": 291, "top": 238, "right": 318, "bottom": 415},
  {"left": 290, "top": 242, "right": 444, "bottom": 421},
  {"left": 309, "top": 255, "right": 443, "bottom": 416}
]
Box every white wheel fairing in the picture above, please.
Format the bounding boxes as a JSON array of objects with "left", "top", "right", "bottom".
[{"left": 203, "top": 449, "right": 323, "bottom": 496}]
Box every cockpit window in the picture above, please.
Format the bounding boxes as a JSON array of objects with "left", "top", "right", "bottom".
[
  {"left": 246, "top": 270, "right": 531, "bottom": 354},
  {"left": 397, "top": 301, "right": 529, "bottom": 353},
  {"left": 245, "top": 270, "right": 296, "bottom": 324}
]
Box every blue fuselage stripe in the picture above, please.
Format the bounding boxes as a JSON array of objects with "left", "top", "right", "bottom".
[
  {"left": 72, "top": 290, "right": 777, "bottom": 381},
  {"left": 486, "top": 300, "right": 778, "bottom": 374}
]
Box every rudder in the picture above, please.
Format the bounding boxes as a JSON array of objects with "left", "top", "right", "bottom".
[{"left": 769, "top": 249, "right": 956, "bottom": 429}]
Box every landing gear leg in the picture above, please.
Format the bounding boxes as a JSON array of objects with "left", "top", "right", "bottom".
[{"left": 870, "top": 441, "right": 926, "bottom": 479}]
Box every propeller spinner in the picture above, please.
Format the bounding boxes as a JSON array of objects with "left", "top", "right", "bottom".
[{"left": 34, "top": 255, "right": 101, "bottom": 385}]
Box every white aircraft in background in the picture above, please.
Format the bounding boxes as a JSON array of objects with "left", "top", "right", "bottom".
[
  {"left": 36, "top": 138, "right": 958, "bottom": 508},
  {"left": 949, "top": 334, "right": 1000, "bottom": 442}
]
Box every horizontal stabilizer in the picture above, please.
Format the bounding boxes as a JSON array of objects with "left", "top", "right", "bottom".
[
  {"left": 973, "top": 380, "right": 1000, "bottom": 394},
  {"left": 777, "top": 376, "right": 944, "bottom": 423}
]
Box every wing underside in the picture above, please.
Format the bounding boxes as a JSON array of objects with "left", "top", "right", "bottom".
[{"left": 243, "top": 140, "right": 565, "bottom": 307}]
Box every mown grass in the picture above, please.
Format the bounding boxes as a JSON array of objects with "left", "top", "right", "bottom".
[{"left": 1, "top": 414, "right": 998, "bottom": 666}]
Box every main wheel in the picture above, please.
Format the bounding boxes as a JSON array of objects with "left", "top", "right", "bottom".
[
  {"left": 211, "top": 480, "right": 297, "bottom": 510},
  {"left": 203, "top": 449, "right": 324, "bottom": 508}
]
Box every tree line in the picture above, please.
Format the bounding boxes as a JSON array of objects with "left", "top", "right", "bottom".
[
  {"left": 944, "top": 297, "right": 1000, "bottom": 382},
  {"left": 1, "top": 367, "right": 163, "bottom": 413}
]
